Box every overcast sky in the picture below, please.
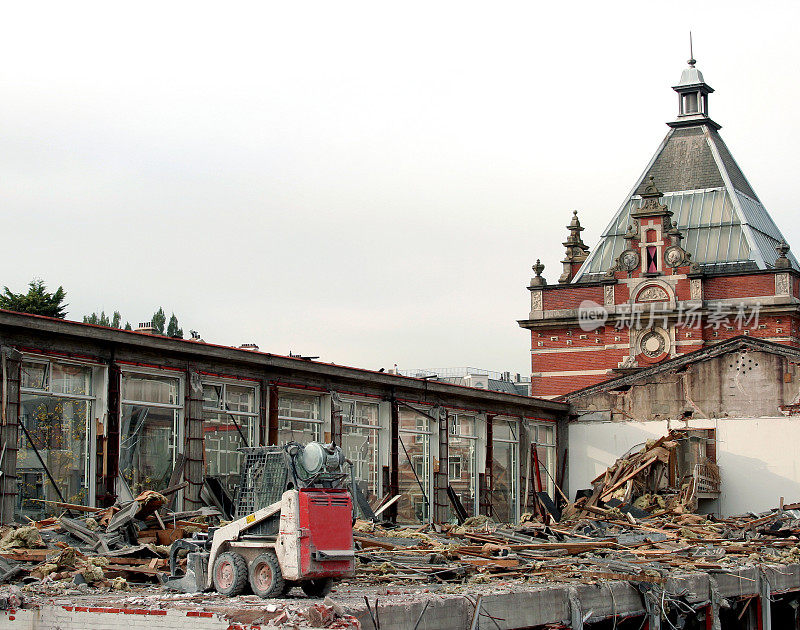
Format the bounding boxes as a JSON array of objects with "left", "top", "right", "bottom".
[{"left": 3, "top": 1, "right": 800, "bottom": 376}]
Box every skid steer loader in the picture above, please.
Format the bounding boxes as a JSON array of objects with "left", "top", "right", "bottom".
[{"left": 164, "top": 441, "right": 355, "bottom": 598}]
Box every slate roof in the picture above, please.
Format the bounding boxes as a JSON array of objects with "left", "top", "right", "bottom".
[{"left": 574, "top": 73, "right": 797, "bottom": 280}]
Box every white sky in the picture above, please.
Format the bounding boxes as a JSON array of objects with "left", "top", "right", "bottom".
[{"left": 3, "top": 1, "right": 800, "bottom": 376}]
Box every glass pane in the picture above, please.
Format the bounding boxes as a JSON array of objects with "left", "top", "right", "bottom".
[
  {"left": 278, "top": 419, "right": 321, "bottom": 444},
  {"left": 448, "top": 436, "right": 476, "bottom": 519},
  {"left": 342, "top": 425, "right": 380, "bottom": 503},
  {"left": 492, "top": 440, "right": 517, "bottom": 523},
  {"left": 684, "top": 229, "right": 700, "bottom": 262},
  {"left": 202, "top": 384, "right": 222, "bottom": 410},
  {"left": 710, "top": 190, "right": 724, "bottom": 224},
  {"left": 17, "top": 395, "right": 91, "bottom": 519},
  {"left": 717, "top": 224, "right": 732, "bottom": 262},
  {"left": 493, "top": 419, "right": 517, "bottom": 442},
  {"left": 399, "top": 408, "right": 429, "bottom": 433},
  {"left": 736, "top": 227, "right": 750, "bottom": 259},
  {"left": 536, "top": 424, "right": 555, "bottom": 446},
  {"left": 452, "top": 414, "right": 475, "bottom": 437},
  {"left": 706, "top": 228, "right": 721, "bottom": 261},
  {"left": 120, "top": 403, "right": 179, "bottom": 494},
  {"left": 226, "top": 384, "right": 256, "bottom": 414},
  {"left": 397, "top": 431, "right": 430, "bottom": 524},
  {"left": 204, "top": 411, "right": 253, "bottom": 496},
  {"left": 51, "top": 362, "right": 92, "bottom": 397},
  {"left": 278, "top": 394, "right": 320, "bottom": 421},
  {"left": 122, "top": 373, "right": 180, "bottom": 405},
  {"left": 684, "top": 193, "right": 700, "bottom": 227},
  {"left": 720, "top": 192, "right": 733, "bottom": 222},
  {"left": 352, "top": 401, "right": 378, "bottom": 425},
  {"left": 21, "top": 362, "right": 48, "bottom": 391},
  {"left": 699, "top": 191, "right": 714, "bottom": 224}
]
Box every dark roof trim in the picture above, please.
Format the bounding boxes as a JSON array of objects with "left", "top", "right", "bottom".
[
  {"left": 561, "top": 336, "right": 800, "bottom": 401},
  {"left": 0, "top": 309, "right": 567, "bottom": 413}
]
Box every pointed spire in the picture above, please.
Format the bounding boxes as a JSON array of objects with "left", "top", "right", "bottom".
[
  {"left": 559, "top": 210, "right": 590, "bottom": 284},
  {"left": 672, "top": 38, "right": 715, "bottom": 127}
]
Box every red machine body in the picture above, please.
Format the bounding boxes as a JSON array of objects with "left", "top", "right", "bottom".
[{"left": 297, "top": 488, "right": 355, "bottom": 579}]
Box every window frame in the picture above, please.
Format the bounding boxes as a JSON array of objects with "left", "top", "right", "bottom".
[{"left": 18, "top": 354, "right": 104, "bottom": 513}]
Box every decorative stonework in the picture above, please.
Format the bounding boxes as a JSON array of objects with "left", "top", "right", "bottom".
[
  {"left": 776, "top": 273, "right": 790, "bottom": 296},
  {"left": 690, "top": 278, "right": 702, "bottom": 301},
  {"left": 604, "top": 284, "right": 615, "bottom": 307},
  {"left": 531, "top": 290, "right": 543, "bottom": 311},
  {"left": 636, "top": 285, "right": 669, "bottom": 302},
  {"left": 638, "top": 327, "right": 670, "bottom": 359}
]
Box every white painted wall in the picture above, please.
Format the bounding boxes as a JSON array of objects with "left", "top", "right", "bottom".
[
  {"left": 568, "top": 417, "right": 800, "bottom": 516},
  {"left": 567, "top": 420, "right": 668, "bottom": 498}
]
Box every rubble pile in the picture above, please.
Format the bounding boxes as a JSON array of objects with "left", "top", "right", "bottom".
[
  {"left": 349, "top": 434, "right": 800, "bottom": 589},
  {"left": 0, "top": 490, "right": 218, "bottom": 592}
]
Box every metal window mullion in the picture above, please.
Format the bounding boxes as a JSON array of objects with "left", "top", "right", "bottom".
[
  {"left": 343, "top": 422, "right": 379, "bottom": 430},
  {"left": 278, "top": 415, "right": 323, "bottom": 424},
  {"left": 21, "top": 388, "right": 95, "bottom": 402},
  {"left": 121, "top": 399, "right": 183, "bottom": 410}
]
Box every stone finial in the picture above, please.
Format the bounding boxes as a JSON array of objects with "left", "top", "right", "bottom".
[
  {"left": 529, "top": 259, "right": 547, "bottom": 287},
  {"left": 776, "top": 240, "right": 792, "bottom": 269},
  {"left": 559, "top": 210, "right": 590, "bottom": 284},
  {"left": 642, "top": 176, "right": 662, "bottom": 198},
  {"left": 668, "top": 220, "right": 685, "bottom": 245},
  {"left": 632, "top": 177, "right": 672, "bottom": 218}
]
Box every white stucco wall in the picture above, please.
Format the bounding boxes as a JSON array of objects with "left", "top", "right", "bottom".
[{"left": 568, "top": 417, "right": 800, "bottom": 516}]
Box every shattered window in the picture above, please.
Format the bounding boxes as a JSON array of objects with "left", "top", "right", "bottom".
[
  {"left": 18, "top": 358, "right": 98, "bottom": 520},
  {"left": 531, "top": 423, "right": 557, "bottom": 499},
  {"left": 120, "top": 371, "right": 183, "bottom": 497},
  {"left": 398, "top": 407, "right": 432, "bottom": 524},
  {"left": 492, "top": 417, "right": 519, "bottom": 523},
  {"left": 342, "top": 399, "right": 380, "bottom": 505},
  {"left": 448, "top": 413, "right": 477, "bottom": 519},
  {"left": 202, "top": 380, "right": 259, "bottom": 497}
]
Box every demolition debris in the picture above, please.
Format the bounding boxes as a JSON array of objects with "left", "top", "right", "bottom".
[{"left": 2, "top": 433, "right": 800, "bottom": 628}]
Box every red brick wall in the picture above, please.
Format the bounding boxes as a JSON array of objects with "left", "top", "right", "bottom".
[
  {"left": 703, "top": 275, "right": 774, "bottom": 300},
  {"left": 542, "top": 286, "right": 604, "bottom": 310}
]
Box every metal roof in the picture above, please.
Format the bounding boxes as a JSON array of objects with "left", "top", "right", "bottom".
[{"left": 574, "top": 124, "right": 798, "bottom": 279}]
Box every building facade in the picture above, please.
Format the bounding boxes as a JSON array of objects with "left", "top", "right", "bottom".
[
  {"left": 519, "top": 57, "right": 799, "bottom": 398},
  {"left": 0, "top": 309, "right": 567, "bottom": 525}
]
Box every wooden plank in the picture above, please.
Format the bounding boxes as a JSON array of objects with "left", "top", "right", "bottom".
[
  {"left": 353, "top": 535, "right": 398, "bottom": 550},
  {"left": 600, "top": 456, "right": 658, "bottom": 501}
]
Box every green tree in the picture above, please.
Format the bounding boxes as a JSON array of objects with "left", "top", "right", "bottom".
[
  {"left": 83, "top": 310, "right": 126, "bottom": 329},
  {"left": 83, "top": 311, "right": 111, "bottom": 326},
  {"left": 152, "top": 307, "right": 166, "bottom": 334},
  {"left": 166, "top": 313, "right": 183, "bottom": 339},
  {"left": 167, "top": 313, "right": 183, "bottom": 339},
  {"left": 124, "top": 321, "right": 132, "bottom": 330},
  {"left": 0, "top": 280, "right": 67, "bottom": 318}
]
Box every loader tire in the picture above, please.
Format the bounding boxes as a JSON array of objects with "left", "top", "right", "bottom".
[
  {"left": 248, "top": 551, "right": 285, "bottom": 599},
  {"left": 300, "top": 577, "right": 334, "bottom": 598},
  {"left": 212, "top": 552, "right": 248, "bottom": 596}
]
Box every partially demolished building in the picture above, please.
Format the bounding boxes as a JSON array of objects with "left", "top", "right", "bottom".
[{"left": 0, "top": 308, "right": 567, "bottom": 527}]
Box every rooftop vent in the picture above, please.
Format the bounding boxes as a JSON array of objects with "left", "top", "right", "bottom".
[
  {"left": 239, "top": 343, "right": 259, "bottom": 351},
  {"left": 135, "top": 322, "right": 154, "bottom": 334}
]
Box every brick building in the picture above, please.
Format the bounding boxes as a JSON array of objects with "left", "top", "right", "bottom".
[{"left": 519, "top": 56, "right": 799, "bottom": 398}]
